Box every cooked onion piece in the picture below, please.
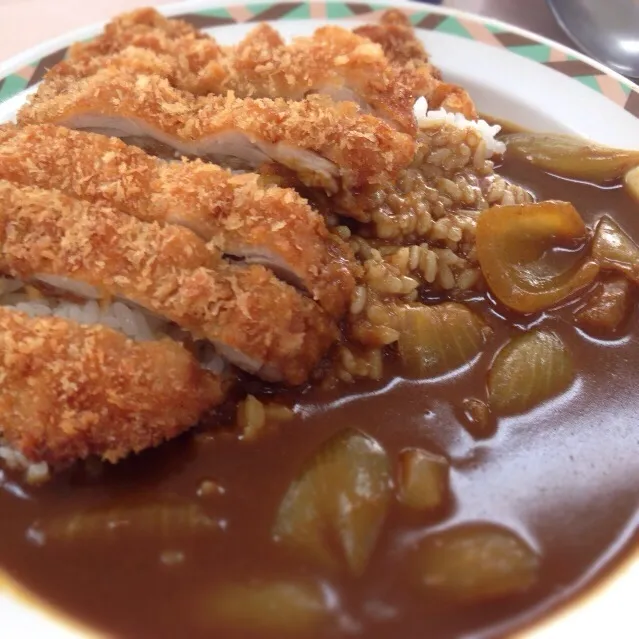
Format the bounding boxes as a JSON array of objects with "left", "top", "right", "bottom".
[
  {"left": 488, "top": 330, "right": 575, "bottom": 416},
  {"left": 625, "top": 166, "right": 639, "bottom": 204},
  {"left": 38, "top": 502, "right": 220, "bottom": 542},
  {"left": 576, "top": 276, "right": 632, "bottom": 335},
  {"left": 397, "top": 448, "right": 450, "bottom": 513},
  {"left": 476, "top": 201, "right": 599, "bottom": 313},
  {"left": 412, "top": 522, "right": 539, "bottom": 603},
  {"left": 273, "top": 428, "right": 391, "bottom": 576},
  {"left": 502, "top": 132, "right": 639, "bottom": 182},
  {"left": 592, "top": 215, "right": 639, "bottom": 283},
  {"left": 198, "top": 581, "right": 327, "bottom": 635},
  {"left": 397, "top": 303, "right": 491, "bottom": 378}
]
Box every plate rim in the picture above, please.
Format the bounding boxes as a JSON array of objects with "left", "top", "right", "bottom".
[{"left": 0, "top": 0, "right": 637, "bottom": 118}]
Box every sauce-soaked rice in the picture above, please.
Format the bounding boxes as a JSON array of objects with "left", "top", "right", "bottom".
[{"left": 1, "top": 153, "right": 639, "bottom": 639}]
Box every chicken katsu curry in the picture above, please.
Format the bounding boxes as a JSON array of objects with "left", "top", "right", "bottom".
[{"left": 1, "top": 7, "right": 639, "bottom": 638}]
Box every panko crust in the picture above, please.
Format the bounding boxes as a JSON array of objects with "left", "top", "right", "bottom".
[
  {"left": 0, "top": 180, "right": 337, "bottom": 384},
  {"left": 0, "top": 307, "right": 226, "bottom": 466},
  {"left": 0, "top": 125, "right": 355, "bottom": 318},
  {"left": 354, "top": 9, "right": 432, "bottom": 67},
  {"left": 355, "top": 9, "right": 477, "bottom": 119},
  {"left": 19, "top": 70, "right": 415, "bottom": 193},
  {"left": 67, "top": 7, "right": 208, "bottom": 60}
]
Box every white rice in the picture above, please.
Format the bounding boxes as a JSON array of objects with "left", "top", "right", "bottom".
[{"left": 413, "top": 96, "right": 506, "bottom": 157}]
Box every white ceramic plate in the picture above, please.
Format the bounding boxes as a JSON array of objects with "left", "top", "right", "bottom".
[{"left": 0, "top": 1, "right": 638, "bottom": 637}]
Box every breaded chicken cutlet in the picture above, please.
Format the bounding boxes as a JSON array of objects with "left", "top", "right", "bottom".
[
  {"left": 69, "top": 7, "right": 474, "bottom": 119},
  {"left": 62, "top": 9, "right": 418, "bottom": 132},
  {"left": 0, "top": 180, "right": 337, "bottom": 384},
  {"left": 0, "top": 307, "right": 226, "bottom": 467},
  {"left": 354, "top": 9, "right": 477, "bottom": 119},
  {"left": 18, "top": 69, "right": 415, "bottom": 204},
  {"left": 0, "top": 124, "right": 355, "bottom": 318}
]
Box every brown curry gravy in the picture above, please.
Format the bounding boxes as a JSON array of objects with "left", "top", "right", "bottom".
[{"left": 1, "top": 150, "right": 639, "bottom": 639}]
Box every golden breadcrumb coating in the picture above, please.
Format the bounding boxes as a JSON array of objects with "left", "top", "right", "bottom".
[
  {"left": 0, "top": 125, "right": 355, "bottom": 317},
  {"left": 427, "top": 82, "right": 477, "bottom": 119},
  {"left": 68, "top": 7, "right": 206, "bottom": 60},
  {"left": 0, "top": 307, "right": 226, "bottom": 466},
  {"left": 65, "top": 10, "right": 417, "bottom": 132},
  {"left": 54, "top": 45, "right": 182, "bottom": 86},
  {"left": 105, "top": 7, "right": 202, "bottom": 38},
  {"left": 19, "top": 69, "right": 414, "bottom": 195},
  {"left": 354, "top": 9, "right": 477, "bottom": 119},
  {"left": 0, "top": 180, "right": 337, "bottom": 384},
  {"left": 354, "top": 9, "right": 432, "bottom": 67},
  {"left": 0, "top": 161, "right": 214, "bottom": 272},
  {"left": 0, "top": 122, "right": 17, "bottom": 142},
  {"left": 63, "top": 8, "right": 224, "bottom": 95}
]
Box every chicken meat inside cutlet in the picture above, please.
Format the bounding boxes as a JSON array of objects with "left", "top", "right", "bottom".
[
  {"left": 0, "top": 124, "right": 356, "bottom": 318},
  {"left": 0, "top": 180, "right": 337, "bottom": 384}
]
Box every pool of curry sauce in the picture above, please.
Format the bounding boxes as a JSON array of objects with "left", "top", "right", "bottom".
[{"left": 0, "top": 147, "right": 638, "bottom": 639}]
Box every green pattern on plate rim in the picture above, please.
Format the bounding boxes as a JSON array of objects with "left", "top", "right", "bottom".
[{"left": 0, "top": 0, "right": 637, "bottom": 117}]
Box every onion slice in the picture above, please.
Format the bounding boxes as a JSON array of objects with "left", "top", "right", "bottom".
[
  {"left": 476, "top": 201, "right": 599, "bottom": 313},
  {"left": 198, "top": 581, "right": 327, "bottom": 634},
  {"left": 488, "top": 329, "right": 575, "bottom": 416},
  {"left": 412, "top": 522, "right": 539, "bottom": 603},
  {"left": 272, "top": 428, "right": 391, "bottom": 576},
  {"left": 592, "top": 215, "right": 639, "bottom": 283},
  {"left": 397, "top": 448, "right": 450, "bottom": 513},
  {"left": 38, "top": 501, "right": 220, "bottom": 541},
  {"left": 397, "top": 303, "right": 491, "bottom": 378},
  {"left": 502, "top": 132, "right": 639, "bottom": 183},
  {"left": 625, "top": 166, "right": 639, "bottom": 204}
]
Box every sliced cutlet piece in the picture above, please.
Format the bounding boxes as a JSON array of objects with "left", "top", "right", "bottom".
[
  {"left": 0, "top": 180, "right": 337, "bottom": 384},
  {"left": 18, "top": 69, "right": 415, "bottom": 203},
  {"left": 0, "top": 307, "right": 226, "bottom": 467},
  {"left": 0, "top": 124, "right": 355, "bottom": 317},
  {"left": 64, "top": 10, "right": 417, "bottom": 132},
  {"left": 158, "top": 163, "right": 356, "bottom": 318},
  {"left": 354, "top": 9, "right": 476, "bottom": 119},
  {"left": 212, "top": 24, "right": 417, "bottom": 133}
]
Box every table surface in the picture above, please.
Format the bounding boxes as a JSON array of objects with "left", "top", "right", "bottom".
[{"left": 0, "top": 0, "right": 576, "bottom": 63}]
